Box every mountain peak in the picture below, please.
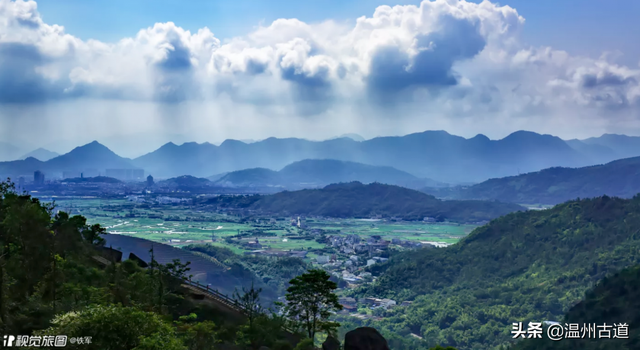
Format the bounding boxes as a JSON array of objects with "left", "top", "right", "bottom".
[
  {"left": 471, "top": 134, "right": 490, "bottom": 141},
  {"left": 20, "top": 148, "right": 59, "bottom": 161},
  {"left": 78, "top": 140, "right": 109, "bottom": 150}
]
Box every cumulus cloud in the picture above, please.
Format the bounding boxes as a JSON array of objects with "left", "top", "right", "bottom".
[{"left": 1, "top": 0, "right": 640, "bottom": 151}]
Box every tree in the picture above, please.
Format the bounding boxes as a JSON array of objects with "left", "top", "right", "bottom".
[
  {"left": 174, "top": 313, "right": 217, "bottom": 350},
  {"left": 36, "top": 304, "right": 185, "bottom": 350},
  {"left": 233, "top": 281, "right": 263, "bottom": 328},
  {"left": 283, "top": 269, "right": 342, "bottom": 339}
]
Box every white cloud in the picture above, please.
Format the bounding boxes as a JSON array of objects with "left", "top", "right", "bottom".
[{"left": 0, "top": 0, "right": 639, "bottom": 153}]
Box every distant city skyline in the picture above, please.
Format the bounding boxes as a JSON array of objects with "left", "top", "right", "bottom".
[{"left": 1, "top": 0, "right": 640, "bottom": 156}]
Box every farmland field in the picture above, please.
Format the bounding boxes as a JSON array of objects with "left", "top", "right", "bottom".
[{"left": 51, "top": 198, "right": 477, "bottom": 254}]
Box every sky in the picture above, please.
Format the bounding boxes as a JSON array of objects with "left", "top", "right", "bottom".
[{"left": 1, "top": 0, "right": 639, "bottom": 157}]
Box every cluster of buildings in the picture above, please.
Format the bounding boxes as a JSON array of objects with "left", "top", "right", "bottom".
[
  {"left": 328, "top": 234, "right": 390, "bottom": 255},
  {"left": 337, "top": 296, "right": 412, "bottom": 315},
  {"left": 244, "top": 249, "right": 309, "bottom": 259},
  {"left": 125, "top": 195, "right": 190, "bottom": 205}
]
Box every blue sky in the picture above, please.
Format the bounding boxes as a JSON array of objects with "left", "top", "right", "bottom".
[
  {"left": 35, "top": 0, "right": 640, "bottom": 65},
  {"left": 1, "top": 0, "right": 640, "bottom": 156}
]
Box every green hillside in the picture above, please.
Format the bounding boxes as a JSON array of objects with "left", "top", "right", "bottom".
[
  {"left": 511, "top": 265, "right": 640, "bottom": 350},
  {"left": 423, "top": 156, "right": 640, "bottom": 205},
  {"left": 354, "top": 195, "right": 640, "bottom": 349},
  {"left": 205, "top": 182, "right": 524, "bottom": 223}
]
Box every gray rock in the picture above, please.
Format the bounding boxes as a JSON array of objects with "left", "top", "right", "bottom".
[
  {"left": 322, "top": 335, "right": 340, "bottom": 350},
  {"left": 344, "top": 327, "right": 389, "bottom": 350}
]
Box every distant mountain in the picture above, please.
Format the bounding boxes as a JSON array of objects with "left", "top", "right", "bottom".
[
  {"left": 207, "top": 172, "right": 229, "bottom": 182},
  {"left": 564, "top": 133, "right": 640, "bottom": 165},
  {"left": 204, "top": 181, "right": 524, "bottom": 223},
  {"left": 215, "top": 168, "right": 282, "bottom": 188},
  {"left": 422, "top": 156, "right": 640, "bottom": 205},
  {"left": 213, "top": 159, "right": 443, "bottom": 190},
  {"left": 159, "top": 175, "right": 211, "bottom": 187},
  {"left": 20, "top": 148, "right": 59, "bottom": 161},
  {"left": 134, "top": 130, "right": 591, "bottom": 183},
  {"left": 580, "top": 133, "right": 640, "bottom": 159},
  {"left": 0, "top": 141, "right": 138, "bottom": 178},
  {"left": 46, "top": 141, "right": 136, "bottom": 171},
  {"left": 331, "top": 133, "right": 365, "bottom": 142},
  {"left": 0, "top": 142, "right": 23, "bottom": 161}
]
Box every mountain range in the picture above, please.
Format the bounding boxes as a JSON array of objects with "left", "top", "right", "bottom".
[
  {"left": 3, "top": 130, "right": 640, "bottom": 184},
  {"left": 203, "top": 181, "right": 524, "bottom": 223},
  {"left": 131, "top": 131, "right": 640, "bottom": 183},
  {"left": 0, "top": 141, "right": 138, "bottom": 178},
  {"left": 421, "top": 155, "right": 640, "bottom": 205},
  {"left": 212, "top": 159, "right": 445, "bottom": 190},
  {"left": 20, "top": 148, "right": 60, "bottom": 161}
]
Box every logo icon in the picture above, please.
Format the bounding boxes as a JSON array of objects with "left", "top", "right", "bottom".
[{"left": 3, "top": 335, "right": 16, "bottom": 347}]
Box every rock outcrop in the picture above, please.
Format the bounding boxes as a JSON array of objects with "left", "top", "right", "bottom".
[
  {"left": 322, "top": 335, "right": 340, "bottom": 350},
  {"left": 344, "top": 327, "right": 390, "bottom": 350}
]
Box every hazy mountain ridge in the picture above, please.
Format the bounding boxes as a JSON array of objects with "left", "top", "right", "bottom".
[
  {"left": 20, "top": 148, "right": 60, "bottom": 161},
  {"left": 3, "top": 131, "right": 640, "bottom": 183},
  {"left": 0, "top": 141, "right": 138, "bottom": 178},
  {"left": 213, "top": 159, "right": 445, "bottom": 190},
  {"left": 132, "top": 130, "right": 603, "bottom": 183},
  {"left": 422, "top": 155, "right": 640, "bottom": 205}
]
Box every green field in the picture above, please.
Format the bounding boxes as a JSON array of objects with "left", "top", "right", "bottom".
[{"left": 52, "top": 198, "right": 477, "bottom": 253}]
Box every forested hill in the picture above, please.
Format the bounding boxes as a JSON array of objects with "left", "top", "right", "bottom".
[
  {"left": 511, "top": 265, "right": 640, "bottom": 350},
  {"left": 422, "top": 156, "right": 640, "bottom": 205},
  {"left": 204, "top": 182, "right": 524, "bottom": 223},
  {"left": 356, "top": 195, "right": 640, "bottom": 349}
]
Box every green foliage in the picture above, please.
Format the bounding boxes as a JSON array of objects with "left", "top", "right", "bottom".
[
  {"left": 293, "top": 338, "right": 315, "bottom": 350},
  {"left": 36, "top": 304, "right": 184, "bottom": 350},
  {"left": 175, "top": 313, "right": 217, "bottom": 350},
  {"left": 357, "top": 195, "right": 640, "bottom": 349},
  {"left": 0, "top": 180, "right": 295, "bottom": 349},
  {"left": 236, "top": 313, "right": 290, "bottom": 350},
  {"left": 429, "top": 346, "right": 459, "bottom": 350},
  {"left": 234, "top": 282, "right": 263, "bottom": 327},
  {"left": 510, "top": 264, "right": 640, "bottom": 350},
  {"left": 284, "top": 269, "right": 342, "bottom": 339},
  {"left": 205, "top": 182, "right": 524, "bottom": 223}
]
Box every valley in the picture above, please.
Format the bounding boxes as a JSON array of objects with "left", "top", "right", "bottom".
[{"left": 53, "top": 197, "right": 474, "bottom": 259}]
